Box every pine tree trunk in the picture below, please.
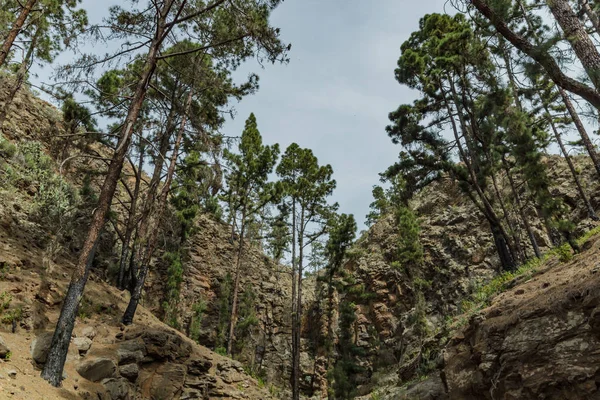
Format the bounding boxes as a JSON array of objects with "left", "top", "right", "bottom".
[
  {"left": 503, "top": 158, "right": 542, "bottom": 258},
  {"left": 546, "top": 0, "right": 600, "bottom": 91},
  {"left": 544, "top": 105, "right": 598, "bottom": 220},
  {"left": 133, "top": 96, "right": 178, "bottom": 266},
  {"left": 41, "top": 2, "right": 173, "bottom": 386},
  {"left": 118, "top": 137, "right": 145, "bottom": 289},
  {"left": 579, "top": 0, "right": 600, "bottom": 33},
  {"left": 445, "top": 79, "right": 516, "bottom": 269},
  {"left": 293, "top": 209, "right": 304, "bottom": 400},
  {"left": 558, "top": 87, "right": 600, "bottom": 178},
  {"left": 0, "top": 0, "right": 37, "bottom": 67},
  {"left": 491, "top": 172, "right": 524, "bottom": 262},
  {"left": 0, "top": 23, "right": 40, "bottom": 129},
  {"left": 226, "top": 205, "right": 246, "bottom": 355},
  {"left": 290, "top": 198, "right": 299, "bottom": 400},
  {"left": 122, "top": 87, "right": 188, "bottom": 325},
  {"left": 443, "top": 82, "right": 516, "bottom": 270}
]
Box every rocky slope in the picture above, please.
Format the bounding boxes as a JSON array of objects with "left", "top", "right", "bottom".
[
  {"left": 336, "top": 155, "right": 600, "bottom": 398},
  {"left": 0, "top": 81, "right": 278, "bottom": 399}
]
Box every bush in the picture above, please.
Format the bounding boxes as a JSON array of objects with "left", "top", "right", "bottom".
[{"left": 189, "top": 298, "right": 207, "bottom": 343}]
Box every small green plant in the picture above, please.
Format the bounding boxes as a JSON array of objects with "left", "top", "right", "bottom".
[
  {"left": 413, "top": 276, "right": 432, "bottom": 290},
  {"left": 78, "top": 297, "right": 92, "bottom": 321},
  {"left": 370, "top": 390, "right": 382, "bottom": 400},
  {"left": 3, "top": 351, "right": 11, "bottom": 360},
  {"left": 0, "top": 306, "right": 22, "bottom": 325},
  {"left": 555, "top": 243, "right": 572, "bottom": 262},
  {"left": 0, "top": 136, "right": 16, "bottom": 158},
  {"left": 215, "top": 346, "right": 227, "bottom": 356},
  {"left": 0, "top": 292, "right": 11, "bottom": 311},
  {"left": 189, "top": 298, "right": 207, "bottom": 343}
]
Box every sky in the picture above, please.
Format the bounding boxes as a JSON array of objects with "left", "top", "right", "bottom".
[{"left": 31, "top": 0, "right": 455, "bottom": 231}]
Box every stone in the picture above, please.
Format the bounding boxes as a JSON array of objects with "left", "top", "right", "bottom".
[
  {"left": 118, "top": 363, "right": 139, "bottom": 382},
  {"left": 73, "top": 337, "right": 92, "bottom": 355},
  {"left": 0, "top": 336, "right": 10, "bottom": 359},
  {"left": 30, "top": 331, "right": 53, "bottom": 365},
  {"left": 117, "top": 339, "right": 146, "bottom": 365},
  {"left": 140, "top": 329, "right": 192, "bottom": 361},
  {"left": 141, "top": 363, "right": 187, "bottom": 399},
  {"left": 80, "top": 326, "right": 97, "bottom": 340},
  {"left": 6, "top": 370, "right": 16, "bottom": 379},
  {"left": 76, "top": 358, "right": 116, "bottom": 382},
  {"left": 102, "top": 377, "right": 132, "bottom": 400}
]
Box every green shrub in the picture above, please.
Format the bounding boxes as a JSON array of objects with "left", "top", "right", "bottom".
[
  {"left": 190, "top": 298, "right": 207, "bottom": 343},
  {"left": 555, "top": 243, "right": 572, "bottom": 262},
  {"left": 0, "top": 137, "right": 16, "bottom": 158}
]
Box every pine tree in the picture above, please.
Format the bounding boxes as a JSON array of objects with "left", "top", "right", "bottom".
[
  {"left": 277, "top": 143, "right": 337, "bottom": 400},
  {"left": 221, "top": 113, "right": 280, "bottom": 356},
  {"left": 389, "top": 13, "right": 518, "bottom": 270}
]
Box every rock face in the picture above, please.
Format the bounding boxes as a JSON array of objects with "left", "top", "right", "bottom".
[
  {"left": 144, "top": 214, "right": 315, "bottom": 390},
  {"left": 439, "top": 236, "right": 600, "bottom": 399}
]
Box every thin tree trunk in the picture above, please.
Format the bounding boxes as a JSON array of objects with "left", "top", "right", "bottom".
[
  {"left": 503, "top": 158, "right": 542, "bottom": 258},
  {"left": 0, "top": 23, "right": 40, "bottom": 129},
  {"left": 443, "top": 82, "right": 516, "bottom": 270},
  {"left": 41, "top": 2, "right": 173, "bottom": 386},
  {"left": 491, "top": 172, "right": 524, "bottom": 262},
  {"left": 122, "top": 85, "right": 191, "bottom": 325},
  {"left": 0, "top": 0, "right": 37, "bottom": 67},
  {"left": 579, "top": 0, "right": 600, "bottom": 33},
  {"left": 558, "top": 87, "right": 600, "bottom": 177},
  {"left": 546, "top": 0, "right": 600, "bottom": 91},
  {"left": 290, "top": 198, "right": 298, "bottom": 400},
  {"left": 118, "top": 137, "right": 145, "bottom": 289},
  {"left": 543, "top": 105, "right": 598, "bottom": 220},
  {"left": 134, "top": 95, "right": 178, "bottom": 264},
  {"left": 227, "top": 205, "right": 246, "bottom": 355},
  {"left": 293, "top": 209, "right": 304, "bottom": 400},
  {"left": 445, "top": 78, "right": 516, "bottom": 269}
]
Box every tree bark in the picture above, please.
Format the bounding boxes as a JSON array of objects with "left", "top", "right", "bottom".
[
  {"left": 41, "top": 1, "right": 173, "bottom": 386},
  {"left": 546, "top": 0, "right": 600, "bottom": 91},
  {"left": 0, "top": 0, "right": 37, "bottom": 67},
  {"left": 470, "top": 0, "right": 600, "bottom": 109}
]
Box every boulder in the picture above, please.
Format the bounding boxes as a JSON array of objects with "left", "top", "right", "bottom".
[
  {"left": 30, "top": 331, "right": 53, "bottom": 365},
  {"left": 102, "top": 377, "right": 132, "bottom": 400},
  {"left": 140, "top": 363, "right": 187, "bottom": 399},
  {"left": 0, "top": 335, "right": 10, "bottom": 358},
  {"left": 80, "top": 326, "right": 97, "bottom": 340},
  {"left": 76, "top": 357, "right": 116, "bottom": 382},
  {"left": 73, "top": 337, "right": 92, "bottom": 356},
  {"left": 119, "top": 363, "right": 139, "bottom": 382}
]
